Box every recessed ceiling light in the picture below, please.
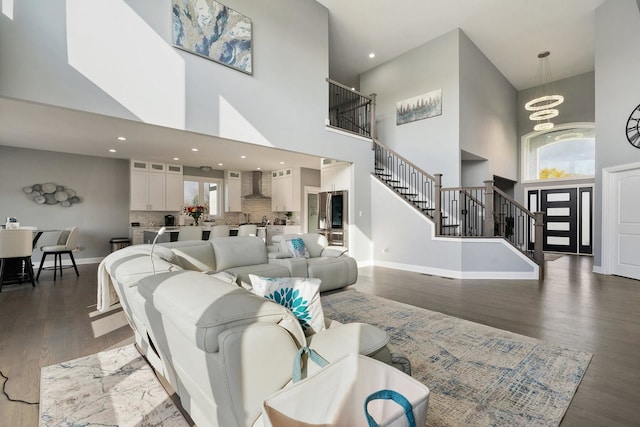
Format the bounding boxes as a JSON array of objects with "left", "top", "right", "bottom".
[
  {"left": 218, "top": 163, "right": 223, "bottom": 166},
  {"left": 241, "top": 155, "right": 246, "bottom": 159},
  {"left": 109, "top": 149, "right": 117, "bottom": 153},
  {"left": 351, "top": 87, "right": 356, "bottom": 91},
  {"left": 256, "top": 167, "right": 261, "bottom": 170},
  {"left": 279, "top": 161, "right": 285, "bottom": 165},
  {"left": 368, "top": 52, "right": 375, "bottom": 58},
  {"left": 173, "top": 157, "right": 179, "bottom": 161},
  {"left": 192, "top": 148, "right": 199, "bottom": 152},
  {"left": 116, "top": 136, "right": 126, "bottom": 141}
]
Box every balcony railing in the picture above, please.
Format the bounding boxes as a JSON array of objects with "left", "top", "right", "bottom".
[{"left": 327, "top": 78, "right": 375, "bottom": 139}]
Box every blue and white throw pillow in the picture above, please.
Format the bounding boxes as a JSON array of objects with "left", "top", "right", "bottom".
[
  {"left": 285, "top": 237, "right": 310, "bottom": 258},
  {"left": 249, "top": 275, "right": 325, "bottom": 336}
]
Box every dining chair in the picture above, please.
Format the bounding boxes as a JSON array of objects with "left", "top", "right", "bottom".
[
  {"left": 0, "top": 229, "right": 36, "bottom": 292},
  {"left": 177, "top": 226, "right": 203, "bottom": 241},
  {"left": 209, "top": 225, "right": 230, "bottom": 239},
  {"left": 37, "top": 227, "right": 79, "bottom": 281},
  {"left": 238, "top": 224, "right": 258, "bottom": 237}
]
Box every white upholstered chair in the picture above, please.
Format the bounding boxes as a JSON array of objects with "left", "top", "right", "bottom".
[
  {"left": 0, "top": 229, "right": 36, "bottom": 291},
  {"left": 178, "top": 226, "right": 203, "bottom": 241},
  {"left": 37, "top": 227, "right": 79, "bottom": 281},
  {"left": 209, "top": 225, "right": 230, "bottom": 239},
  {"left": 238, "top": 224, "right": 257, "bottom": 237}
]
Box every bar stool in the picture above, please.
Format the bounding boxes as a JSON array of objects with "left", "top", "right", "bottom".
[
  {"left": 209, "top": 225, "right": 230, "bottom": 239},
  {"left": 37, "top": 227, "right": 80, "bottom": 281},
  {"left": 0, "top": 229, "right": 36, "bottom": 292},
  {"left": 238, "top": 224, "right": 257, "bottom": 236},
  {"left": 178, "top": 226, "right": 203, "bottom": 241}
]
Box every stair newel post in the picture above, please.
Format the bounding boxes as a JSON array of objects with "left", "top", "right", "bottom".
[
  {"left": 435, "top": 174, "right": 443, "bottom": 235},
  {"left": 483, "top": 180, "right": 495, "bottom": 237},
  {"left": 370, "top": 93, "right": 377, "bottom": 147},
  {"left": 534, "top": 211, "right": 545, "bottom": 279}
]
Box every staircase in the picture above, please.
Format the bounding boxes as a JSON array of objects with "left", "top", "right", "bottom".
[
  {"left": 372, "top": 140, "right": 544, "bottom": 269},
  {"left": 324, "top": 78, "right": 544, "bottom": 276}
]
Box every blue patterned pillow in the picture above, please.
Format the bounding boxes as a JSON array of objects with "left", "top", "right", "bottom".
[
  {"left": 286, "top": 238, "right": 310, "bottom": 258},
  {"left": 249, "top": 275, "right": 325, "bottom": 336}
]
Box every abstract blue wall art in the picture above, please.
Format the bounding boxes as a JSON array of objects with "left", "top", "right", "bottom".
[
  {"left": 396, "top": 89, "right": 442, "bottom": 125},
  {"left": 172, "top": 0, "right": 252, "bottom": 74}
]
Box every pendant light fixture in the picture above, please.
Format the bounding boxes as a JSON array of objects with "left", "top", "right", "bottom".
[{"left": 525, "top": 51, "right": 564, "bottom": 131}]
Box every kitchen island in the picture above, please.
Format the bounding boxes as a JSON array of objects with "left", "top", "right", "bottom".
[{"left": 136, "top": 225, "right": 273, "bottom": 244}]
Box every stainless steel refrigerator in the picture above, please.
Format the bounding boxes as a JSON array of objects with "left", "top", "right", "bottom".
[{"left": 318, "top": 190, "right": 347, "bottom": 246}]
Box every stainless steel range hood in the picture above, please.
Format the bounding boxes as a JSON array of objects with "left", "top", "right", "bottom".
[{"left": 244, "top": 171, "right": 271, "bottom": 199}]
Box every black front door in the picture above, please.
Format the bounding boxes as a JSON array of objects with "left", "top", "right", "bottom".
[
  {"left": 528, "top": 187, "right": 594, "bottom": 254},
  {"left": 540, "top": 188, "right": 577, "bottom": 253}
]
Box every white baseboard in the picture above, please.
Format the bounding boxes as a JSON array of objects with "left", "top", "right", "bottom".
[
  {"left": 356, "top": 259, "right": 374, "bottom": 268},
  {"left": 373, "top": 260, "right": 539, "bottom": 280}
]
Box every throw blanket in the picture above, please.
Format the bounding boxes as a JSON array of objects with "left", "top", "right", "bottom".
[
  {"left": 97, "top": 259, "right": 120, "bottom": 312},
  {"left": 96, "top": 245, "right": 183, "bottom": 312},
  {"left": 96, "top": 246, "right": 154, "bottom": 312}
]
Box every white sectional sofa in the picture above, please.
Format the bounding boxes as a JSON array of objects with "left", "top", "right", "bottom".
[
  {"left": 98, "top": 236, "right": 409, "bottom": 427},
  {"left": 267, "top": 233, "right": 358, "bottom": 292}
]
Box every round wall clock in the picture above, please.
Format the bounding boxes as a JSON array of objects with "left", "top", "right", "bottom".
[{"left": 627, "top": 104, "right": 640, "bottom": 148}]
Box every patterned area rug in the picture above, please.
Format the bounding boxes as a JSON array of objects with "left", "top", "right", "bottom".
[
  {"left": 321, "top": 290, "right": 592, "bottom": 427},
  {"left": 40, "top": 345, "right": 188, "bottom": 427}
]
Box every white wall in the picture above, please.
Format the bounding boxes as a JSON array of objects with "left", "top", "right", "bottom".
[
  {"left": 594, "top": 0, "right": 640, "bottom": 267},
  {"left": 360, "top": 30, "right": 461, "bottom": 187},
  {"left": 0, "top": 0, "right": 375, "bottom": 261},
  {"left": 459, "top": 31, "right": 518, "bottom": 183},
  {"left": 0, "top": 146, "right": 130, "bottom": 261},
  {"left": 372, "top": 178, "right": 537, "bottom": 279}
]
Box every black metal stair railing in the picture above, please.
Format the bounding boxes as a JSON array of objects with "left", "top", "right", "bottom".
[
  {"left": 439, "top": 187, "right": 486, "bottom": 237},
  {"left": 371, "top": 139, "right": 544, "bottom": 273},
  {"left": 327, "top": 78, "right": 375, "bottom": 139},
  {"left": 373, "top": 140, "right": 438, "bottom": 221},
  {"left": 493, "top": 187, "right": 537, "bottom": 260}
]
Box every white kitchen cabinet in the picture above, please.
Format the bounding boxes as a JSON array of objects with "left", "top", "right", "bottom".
[
  {"left": 165, "top": 173, "right": 183, "bottom": 211},
  {"left": 130, "top": 170, "right": 165, "bottom": 210},
  {"left": 130, "top": 160, "right": 182, "bottom": 211},
  {"left": 272, "top": 168, "right": 300, "bottom": 212},
  {"left": 321, "top": 158, "right": 350, "bottom": 191},
  {"left": 225, "top": 171, "right": 242, "bottom": 212}
]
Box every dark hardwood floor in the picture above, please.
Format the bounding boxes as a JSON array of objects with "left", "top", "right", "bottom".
[{"left": 0, "top": 255, "right": 638, "bottom": 426}]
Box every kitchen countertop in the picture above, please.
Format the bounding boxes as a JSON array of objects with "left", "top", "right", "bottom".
[{"left": 131, "top": 225, "right": 270, "bottom": 231}]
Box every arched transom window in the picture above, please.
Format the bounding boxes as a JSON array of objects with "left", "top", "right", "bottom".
[{"left": 522, "top": 124, "right": 595, "bottom": 182}]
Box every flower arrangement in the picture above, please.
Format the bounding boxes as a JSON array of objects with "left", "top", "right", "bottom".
[{"left": 185, "top": 205, "right": 205, "bottom": 226}]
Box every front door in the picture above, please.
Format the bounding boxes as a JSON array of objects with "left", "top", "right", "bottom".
[
  {"left": 528, "top": 186, "right": 593, "bottom": 254},
  {"left": 541, "top": 188, "right": 577, "bottom": 253}
]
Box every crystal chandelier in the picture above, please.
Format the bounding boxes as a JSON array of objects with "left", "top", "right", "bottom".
[{"left": 525, "top": 51, "right": 564, "bottom": 131}]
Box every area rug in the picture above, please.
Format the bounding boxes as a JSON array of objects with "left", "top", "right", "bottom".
[
  {"left": 321, "top": 290, "right": 592, "bottom": 427},
  {"left": 40, "top": 344, "right": 189, "bottom": 427}
]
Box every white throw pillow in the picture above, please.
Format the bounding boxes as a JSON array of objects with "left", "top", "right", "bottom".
[
  {"left": 249, "top": 275, "right": 325, "bottom": 336},
  {"left": 285, "top": 237, "right": 310, "bottom": 258}
]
